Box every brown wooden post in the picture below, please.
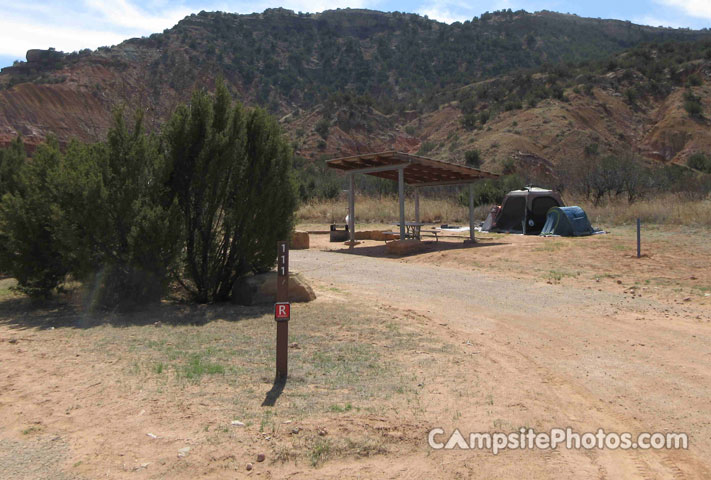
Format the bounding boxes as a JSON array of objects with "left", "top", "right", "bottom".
[
  {"left": 468, "top": 183, "right": 476, "bottom": 242},
  {"left": 275, "top": 241, "right": 289, "bottom": 378},
  {"left": 348, "top": 173, "right": 355, "bottom": 248},
  {"left": 398, "top": 167, "right": 406, "bottom": 240}
]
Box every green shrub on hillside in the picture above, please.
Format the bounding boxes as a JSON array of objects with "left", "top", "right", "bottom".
[
  {"left": 314, "top": 118, "right": 330, "bottom": 140},
  {"left": 683, "top": 91, "right": 704, "bottom": 118},
  {"left": 688, "top": 153, "right": 711, "bottom": 173},
  {"left": 464, "top": 149, "right": 481, "bottom": 167}
]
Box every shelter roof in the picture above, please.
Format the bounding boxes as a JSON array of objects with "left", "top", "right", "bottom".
[{"left": 326, "top": 151, "right": 498, "bottom": 186}]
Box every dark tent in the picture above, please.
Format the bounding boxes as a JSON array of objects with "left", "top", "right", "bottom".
[
  {"left": 488, "top": 187, "right": 564, "bottom": 235},
  {"left": 540, "top": 206, "right": 595, "bottom": 237}
]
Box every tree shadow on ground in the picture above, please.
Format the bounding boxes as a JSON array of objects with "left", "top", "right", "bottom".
[
  {"left": 0, "top": 295, "right": 272, "bottom": 331},
  {"left": 331, "top": 237, "right": 511, "bottom": 259}
]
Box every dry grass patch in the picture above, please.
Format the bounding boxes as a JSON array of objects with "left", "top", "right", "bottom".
[
  {"left": 297, "top": 196, "right": 490, "bottom": 224},
  {"left": 0, "top": 295, "right": 457, "bottom": 476},
  {"left": 298, "top": 194, "right": 711, "bottom": 228},
  {"left": 578, "top": 195, "right": 711, "bottom": 227}
]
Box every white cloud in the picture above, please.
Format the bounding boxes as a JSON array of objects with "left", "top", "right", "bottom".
[
  {"left": 0, "top": 0, "right": 379, "bottom": 59},
  {"left": 0, "top": 0, "right": 193, "bottom": 58},
  {"left": 632, "top": 14, "right": 685, "bottom": 28},
  {"left": 83, "top": 0, "right": 193, "bottom": 32},
  {"left": 418, "top": 5, "right": 463, "bottom": 23},
  {"left": 0, "top": 17, "right": 128, "bottom": 57},
  {"left": 416, "top": 0, "right": 479, "bottom": 24},
  {"left": 656, "top": 0, "right": 711, "bottom": 20},
  {"left": 415, "top": 0, "right": 561, "bottom": 24},
  {"left": 278, "top": 0, "right": 370, "bottom": 12},
  {"left": 214, "top": 0, "right": 371, "bottom": 15}
]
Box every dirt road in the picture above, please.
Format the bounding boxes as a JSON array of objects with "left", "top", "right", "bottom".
[{"left": 293, "top": 245, "right": 711, "bottom": 478}]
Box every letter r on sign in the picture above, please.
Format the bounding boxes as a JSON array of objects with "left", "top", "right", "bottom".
[{"left": 275, "top": 302, "right": 290, "bottom": 320}]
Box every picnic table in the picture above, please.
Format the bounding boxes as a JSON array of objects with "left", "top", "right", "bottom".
[
  {"left": 381, "top": 223, "right": 438, "bottom": 242},
  {"left": 394, "top": 221, "right": 426, "bottom": 240}
]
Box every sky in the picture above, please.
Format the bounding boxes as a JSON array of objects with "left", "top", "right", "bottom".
[{"left": 1, "top": 0, "right": 711, "bottom": 68}]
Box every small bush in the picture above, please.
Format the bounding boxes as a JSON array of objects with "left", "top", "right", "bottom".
[
  {"left": 687, "top": 73, "right": 702, "bottom": 87},
  {"left": 683, "top": 91, "right": 703, "bottom": 118},
  {"left": 417, "top": 141, "right": 437, "bottom": 155},
  {"left": 459, "top": 174, "right": 525, "bottom": 207},
  {"left": 314, "top": 118, "right": 330, "bottom": 140},
  {"left": 464, "top": 149, "right": 481, "bottom": 167},
  {"left": 688, "top": 153, "right": 711, "bottom": 173}
]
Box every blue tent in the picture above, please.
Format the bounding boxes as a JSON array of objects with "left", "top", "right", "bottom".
[{"left": 540, "top": 206, "right": 595, "bottom": 237}]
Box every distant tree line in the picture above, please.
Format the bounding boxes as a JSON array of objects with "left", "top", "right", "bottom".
[
  {"left": 456, "top": 145, "right": 711, "bottom": 209},
  {"left": 132, "top": 8, "right": 711, "bottom": 116},
  {"left": 0, "top": 81, "right": 297, "bottom": 307},
  {"left": 558, "top": 147, "right": 711, "bottom": 204}
]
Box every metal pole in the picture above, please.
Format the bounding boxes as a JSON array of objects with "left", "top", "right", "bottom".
[
  {"left": 637, "top": 218, "right": 641, "bottom": 258},
  {"left": 468, "top": 183, "right": 475, "bottom": 242},
  {"left": 398, "top": 167, "right": 406, "bottom": 240},
  {"left": 348, "top": 174, "right": 355, "bottom": 248},
  {"left": 414, "top": 188, "right": 420, "bottom": 224}
]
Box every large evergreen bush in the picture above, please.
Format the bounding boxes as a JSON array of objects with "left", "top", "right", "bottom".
[
  {"left": 165, "top": 80, "right": 297, "bottom": 302},
  {"left": 0, "top": 83, "right": 297, "bottom": 305}
]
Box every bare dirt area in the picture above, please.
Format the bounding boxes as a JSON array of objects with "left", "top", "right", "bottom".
[{"left": 1, "top": 224, "right": 710, "bottom": 479}]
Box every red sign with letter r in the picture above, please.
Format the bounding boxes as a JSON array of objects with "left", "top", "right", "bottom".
[{"left": 275, "top": 302, "right": 290, "bottom": 320}]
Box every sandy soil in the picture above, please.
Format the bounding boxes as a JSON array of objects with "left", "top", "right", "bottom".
[
  {"left": 292, "top": 226, "right": 711, "bottom": 478},
  {"left": 1, "top": 225, "right": 709, "bottom": 479}
]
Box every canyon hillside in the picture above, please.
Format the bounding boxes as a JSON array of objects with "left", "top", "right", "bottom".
[{"left": 1, "top": 8, "right": 711, "bottom": 173}]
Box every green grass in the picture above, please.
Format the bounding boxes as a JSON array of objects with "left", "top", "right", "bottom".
[
  {"left": 546, "top": 269, "right": 580, "bottom": 284},
  {"left": 310, "top": 438, "right": 331, "bottom": 466},
  {"left": 22, "top": 425, "right": 42, "bottom": 435},
  {"left": 535, "top": 241, "right": 566, "bottom": 252},
  {"left": 329, "top": 403, "right": 353, "bottom": 413},
  {"left": 0, "top": 278, "right": 20, "bottom": 300},
  {"left": 180, "top": 354, "right": 225, "bottom": 379},
  {"left": 307, "top": 436, "right": 387, "bottom": 467}
]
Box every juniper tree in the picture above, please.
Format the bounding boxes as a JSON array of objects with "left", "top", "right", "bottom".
[
  {"left": 0, "top": 136, "right": 25, "bottom": 197},
  {"left": 165, "top": 80, "right": 296, "bottom": 302},
  {"left": 54, "top": 111, "right": 183, "bottom": 308},
  {"left": 0, "top": 138, "right": 70, "bottom": 296},
  {"left": 0, "top": 136, "right": 27, "bottom": 275}
]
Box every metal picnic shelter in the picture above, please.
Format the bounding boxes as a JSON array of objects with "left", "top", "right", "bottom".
[{"left": 326, "top": 151, "right": 499, "bottom": 244}]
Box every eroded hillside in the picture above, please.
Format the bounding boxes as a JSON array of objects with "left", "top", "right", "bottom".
[{"left": 1, "top": 8, "right": 710, "bottom": 170}]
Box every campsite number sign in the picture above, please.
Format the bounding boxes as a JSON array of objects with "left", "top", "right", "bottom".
[
  {"left": 275, "top": 241, "right": 289, "bottom": 378},
  {"left": 277, "top": 241, "right": 288, "bottom": 301}
]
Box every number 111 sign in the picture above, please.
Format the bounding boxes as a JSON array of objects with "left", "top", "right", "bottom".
[{"left": 275, "top": 241, "right": 289, "bottom": 377}]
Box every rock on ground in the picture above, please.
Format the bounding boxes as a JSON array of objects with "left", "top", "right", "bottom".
[
  {"left": 231, "top": 271, "right": 316, "bottom": 305},
  {"left": 290, "top": 231, "right": 310, "bottom": 249},
  {"left": 385, "top": 239, "right": 425, "bottom": 256}
]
